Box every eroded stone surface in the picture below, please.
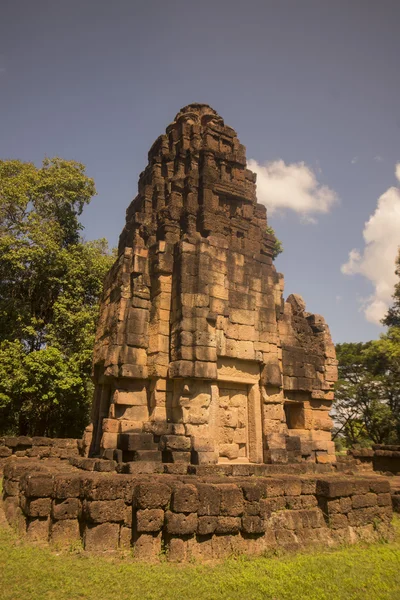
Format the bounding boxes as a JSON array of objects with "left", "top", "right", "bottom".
[
  {"left": 90, "top": 103, "right": 338, "bottom": 465},
  {"left": 2, "top": 459, "right": 393, "bottom": 560}
]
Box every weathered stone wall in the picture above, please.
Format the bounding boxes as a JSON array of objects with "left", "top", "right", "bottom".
[
  {"left": 0, "top": 437, "right": 81, "bottom": 472},
  {"left": 89, "top": 103, "right": 338, "bottom": 467},
  {"left": 334, "top": 446, "right": 400, "bottom": 514},
  {"left": 2, "top": 458, "right": 392, "bottom": 561},
  {"left": 337, "top": 445, "right": 400, "bottom": 475},
  {"left": 371, "top": 445, "right": 400, "bottom": 474}
]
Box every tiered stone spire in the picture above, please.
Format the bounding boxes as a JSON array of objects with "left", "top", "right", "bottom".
[{"left": 90, "top": 104, "right": 337, "bottom": 466}]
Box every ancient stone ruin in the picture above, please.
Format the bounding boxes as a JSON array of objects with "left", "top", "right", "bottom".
[
  {"left": 2, "top": 105, "right": 395, "bottom": 560},
  {"left": 90, "top": 103, "right": 338, "bottom": 467}
]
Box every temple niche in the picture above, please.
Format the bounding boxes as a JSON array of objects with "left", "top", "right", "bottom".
[{"left": 90, "top": 103, "right": 338, "bottom": 467}]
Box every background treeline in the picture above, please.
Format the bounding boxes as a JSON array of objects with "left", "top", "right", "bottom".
[
  {"left": 0, "top": 158, "right": 114, "bottom": 437},
  {"left": 333, "top": 258, "right": 400, "bottom": 449},
  {"left": 1, "top": 157, "right": 399, "bottom": 446}
]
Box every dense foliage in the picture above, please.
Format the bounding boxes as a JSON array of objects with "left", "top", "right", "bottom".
[
  {"left": 0, "top": 158, "right": 114, "bottom": 437},
  {"left": 334, "top": 249, "right": 400, "bottom": 447}
]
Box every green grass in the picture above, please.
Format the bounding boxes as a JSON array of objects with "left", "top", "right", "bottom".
[{"left": 1, "top": 517, "right": 400, "bottom": 600}]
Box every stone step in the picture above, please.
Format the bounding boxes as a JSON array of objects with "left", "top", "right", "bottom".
[
  {"left": 159, "top": 435, "right": 191, "bottom": 452},
  {"left": 132, "top": 450, "right": 163, "bottom": 462},
  {"left": 119, "top": 433, "right": 158, "bottom": 452},
  {"left": 161, "top": 450, "right": 191, "bottom": 463}
]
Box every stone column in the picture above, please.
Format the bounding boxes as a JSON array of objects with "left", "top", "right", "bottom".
[{"left": 247, "top": 383, "right": 263, "bottom": 463}]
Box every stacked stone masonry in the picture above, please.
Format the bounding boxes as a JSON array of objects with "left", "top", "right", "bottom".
[
  {"left": 336, "top": 445, "right": 400, "bottom": 476},
  {"left": 0, "top": 437, "right": 81, "bottom": 472},
  {"left": 2, "top": 458, "right": 392, "bottom": 560},
  {"left": 334, "top": 445, "right": 400, "bottom": 514},
  {"left": 90, "top": 104, "right": 338, "bottom": 467}
]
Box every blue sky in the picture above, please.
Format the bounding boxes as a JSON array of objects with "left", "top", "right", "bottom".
[{"left": 1, "top": 0, "right": 399, "bottom": 343}]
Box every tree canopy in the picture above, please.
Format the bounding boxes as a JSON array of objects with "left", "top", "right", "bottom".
[
  {"left": 0, "top": 158, "right": 114, "bottom": 437},
  {"left": 334, "top": 249, "right": 400, "bottom": 448}
]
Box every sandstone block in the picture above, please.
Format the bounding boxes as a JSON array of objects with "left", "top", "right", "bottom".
[
  {"left": 101, "top": 432, "right": 118, "bottom": 449},
  {"left": 167, "top": 451, "right": 191, "bottom": 463},
  {"left": 119, "top": 433, "right": 157, "bottom": 451},
  {"left": 124, "top": 462, "right": 163, "bottom": 475},
  {"left": 264, "top": 479, "right": 284, "bottom": 497},
  {"left": 119, "top": 420, "right": 144, "bottom": 433},
  {"left": 241, "top": 482, "right": 265, "bottom": 502},
  {"left": 136, "top": 509, "right": 164, "bottom": 532},
  {"left": 316, "top": 478, "right": 353, "bottom": 498},
  {"left": 84, "top": 523, "right": 119, "bottom": 551},
  {"left": 102, "top": 419, "right": 120, "bottom": 433},
  {"left": 54, "top": 475, "right": 81, "bottom": 499},
  {"left": 85, "top": 499, "right": 126, "bottom": 523},
  {"left": 216, "top": 516, "right": 241, "bottom": 534},
  {"left": 52, "top": 498, "right": 81, "bottom": 520},
  {"left": 22, "top": 474, "right": 54, "bottom": 498},
  {"left": 283, "top": 479, "right": 302, "bottom": 496},
  {"left": 329, "top": 513, "right": 348, "bottom": 529},
  {"left": 242, "top": 516, "right": 264, "bottom": 534},
  {"left": 31, "top": 437, "right": 52, "bottom": 446},
  {"left": 169, "top": 360, "right": 194, "bottom": 378},
  {"left": 194, "top": 361, "right": 218, "bottom": 379},
  {"left": 135, "top": 482, "right": 171, "bottom": 509},
  {"left": 195, "top": 451, "right": 219, "bottom": 465},
  {"left": 301, "top": 495, "right": 318, "bottom": 509},
  {"left": 377, "top": 493, "right": 392, "bottom": 506},
  {"left": 114, "top": 387, "right": 148, "bottom": 406},
  {"left": 197, "top": 516, "right": 218, "bottom": 535},
  {"left": 24, "top": 498, "right": 52, "bottom": 518},
  {"left": 171, "top": 484, "right": 199, "bottom": 513},
  {"left": 230, "top": 309, "right": 255, "bottom": 325},
  {"left": 3, "top": 479, "right": 19, "bottom": 496},
  {"left": 159, "top": 435, "right": 191, "bottom": 452},
  {"left": 352, "top": 493, "right": 377, "bottom": 509},
  {"left": 369, "top": 479, "right": 390, "bottom": 494},
  {"left": 82, "top": 474, "right": 135, "bottom": 502},
  {"left": 219, "top": 444, "right": 239, "bottom": 460},
  {"left": 191, "top": 437, "right": 215, "bottom": 452},
  {"left": 167, "top": 537, "right": 186, "bottom": 562},
  {"left": 194, "top": 346, "right": 217, "bottom": 362},
  {"left": 220, "top": 484, "right": 244, "bottom": 516},
  {"left": 233, "top": 428, "right": 247, "bottom": 444},
  {"left": 197, "top": 484, "right": 221, "bottom": 516},
  {"left": 165, "top": 511, "right": 198, "bottom": 535},
  {"left": 119, "top": 365, "right": 149, "bottom": 379}
]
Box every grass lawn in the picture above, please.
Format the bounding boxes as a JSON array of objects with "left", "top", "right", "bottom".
[{"left": 1, "top": 514, "right": 400, "bottom": 600}]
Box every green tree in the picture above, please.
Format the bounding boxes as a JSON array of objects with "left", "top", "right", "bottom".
[
  {"left": 382, "top": 249, "right": 400, "bottom": 328},
  {"left": 333, "top": 249, "right": 400, "bottom": 447},
  {"left": 333, "top": 342, "right": 398, "bottom": 446},
  {"left": 0, "top": 158, "right": 114, "bottom": 437}
]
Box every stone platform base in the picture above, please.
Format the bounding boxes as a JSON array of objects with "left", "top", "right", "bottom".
[
  {"left": 2, "top": 457, "right": 393, "bottom": 562},
  {"left": 69, "top": 456, "right": 335, "bottom": 477}
]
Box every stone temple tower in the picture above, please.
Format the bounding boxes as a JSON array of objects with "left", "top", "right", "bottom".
[{"left": 90, "top": 103, "right": 338, "bottom": 466}]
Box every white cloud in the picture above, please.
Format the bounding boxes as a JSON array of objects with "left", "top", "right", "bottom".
[
  {"left": 248, "top": 159, "right": 338, "bottom": 222},
  {"left": 374, "top": 155, "right": 384, "bottom": 163},
  {"left": 351, "top": 156, "right": 358, "bottom": 164},
  {"left": 341, "top": 163, "right": 400, "bottom": 324}
]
